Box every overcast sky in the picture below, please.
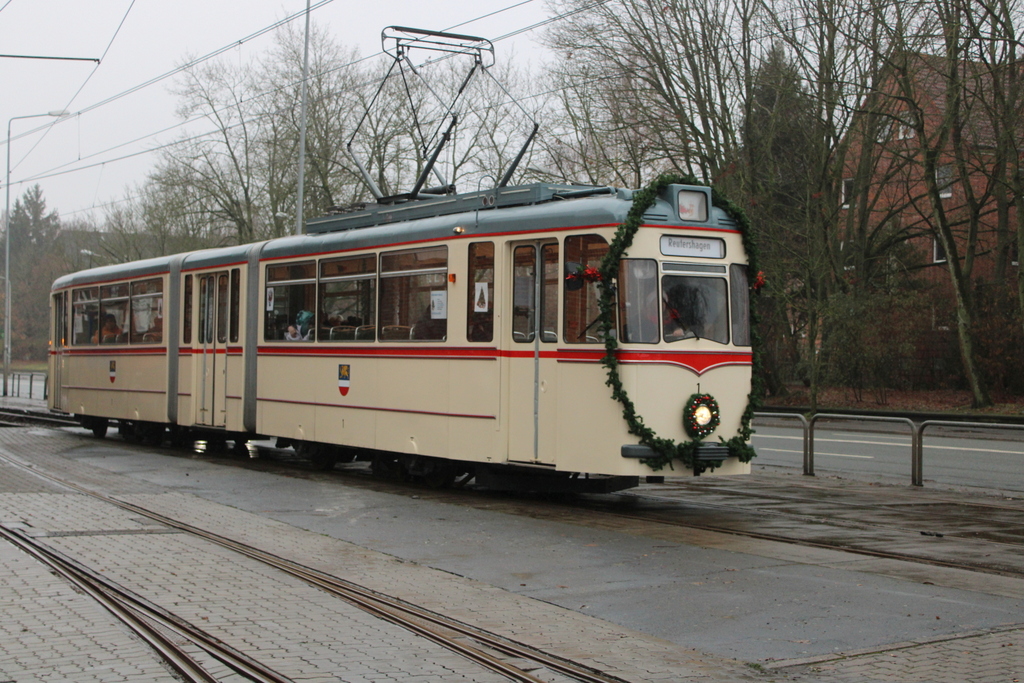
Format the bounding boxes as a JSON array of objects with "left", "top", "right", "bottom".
[{"left": 0, "top": 0, "right": 551, "bottom": 225}]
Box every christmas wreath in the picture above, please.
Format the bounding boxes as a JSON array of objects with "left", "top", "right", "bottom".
[
  {"left": 684, "top": 393, "right": 721, "bottom": 439},
  {"left": 594, "top": 173, "right": 764, "bottom": 471}
]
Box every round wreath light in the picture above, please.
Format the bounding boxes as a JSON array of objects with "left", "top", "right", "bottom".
[
  {"left": 693, "top": 405, "right": 713, "bottom": 426},
  {"left": 684, "top": 394, "right": 720, "bottom": 440}
]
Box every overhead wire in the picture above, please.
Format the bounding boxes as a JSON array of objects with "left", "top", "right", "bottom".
[
  {"left": 4, "top": 0, "right": 338, "bottom": 149},
  {"left": 48, "top": 0, "right": 549, "bottom": 219},
  {"left": 8, "top": 0, "right": 137, "bottom": 175},
  {"left": 18, "top": 0, "right": 554, "bottom": 199},
  {"left": 20, "top": 0, "right": 874, "bottom": 217}
]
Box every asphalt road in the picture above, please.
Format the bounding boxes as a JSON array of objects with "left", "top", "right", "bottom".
[{"left": 751, "top": 420, "right": 1024, "bottom": 492}]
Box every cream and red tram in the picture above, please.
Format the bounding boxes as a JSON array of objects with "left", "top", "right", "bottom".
[{"left": 49, "top": 182, "right": 754, "bottom": 491}]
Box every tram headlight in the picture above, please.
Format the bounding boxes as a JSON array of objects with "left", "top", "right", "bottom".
[
  {"left": 693, "top": 404, "right": 713, "bottom": 427},
  {"left": 683, "top": 393, "right": 720, "bottom": 439}
]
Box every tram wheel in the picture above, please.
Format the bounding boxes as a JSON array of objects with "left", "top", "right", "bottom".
[
  {"left": 118, "top": 420, "right": 137, "bottom": 441},
  {"left": 422, "top": 459, "right": 457, "bottom": 489},
  {"left": 335, "top": 447, "right": 357, "bottom": 464},
  {"left": 168, "top": 426, "right": 193, "bottom": 449},
  {"left": 138, "top": 423, "right": 165, "bottom": 447},
  {"left": 371, "top": 454, "right": 404, "bottom": 480},
  {"left": 205, "top": 438, "right": 228, "bottom": 454},
  {"left": 89, "top": 418, "right": 108, "bottom": 439},
  {"left": 308, "top": 445, "right": 337, "bottom": 472}
]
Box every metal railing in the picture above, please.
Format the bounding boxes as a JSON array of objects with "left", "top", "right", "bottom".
[
  {"left": 754, "top": 411, "right": 1024, "bottom": 487},
  {"left": 4, "top": 372, "right": 47, "bottom": 400}
]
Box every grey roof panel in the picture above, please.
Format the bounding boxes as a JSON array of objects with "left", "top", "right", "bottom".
[
  {"left": 262, "top": 193, "right": 633, "bottom": 262},
  {"left": 52, "top": 255, "right": 174, "bottom": 291},
  {"left": 181, "top": 243, "right": 264, "bottom": 271},
  {"left": 51, "top": 184, "right": 740, "bottom": 290}
]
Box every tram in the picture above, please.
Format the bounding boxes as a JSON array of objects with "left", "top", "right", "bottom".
[{"left": 48, "top": 180, "right": 755, "bottom": 491}]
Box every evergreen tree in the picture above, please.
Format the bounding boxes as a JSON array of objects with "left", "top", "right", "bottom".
[{"left": 5, "top": 185, "right": 64, "bottom": 361}]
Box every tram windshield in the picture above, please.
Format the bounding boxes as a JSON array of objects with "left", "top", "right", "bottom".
[
  {"left": 618, "top": 260, "right": 745, "bottom": 345},
  {"left": 662, "top": 276, "right": 729, "bottom": 344}
]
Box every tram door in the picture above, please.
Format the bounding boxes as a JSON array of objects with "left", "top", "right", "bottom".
[
  {"left": 196, "top": 272, "right": 229, "bottom": 427},
  {"left": 51, "top": 292, "right": 67, "bottom": 411},
  {"left": 507, "top": 241, "right": 559, "bottom": 465}
]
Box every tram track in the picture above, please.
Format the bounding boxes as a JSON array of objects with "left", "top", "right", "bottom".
[
  {"left": 0, "top": 450, "right": 631, "bottom": 683},
  {"left": 228, "top": 448, "right": 1024, "bottom": 580},
  {"left": 278, "top": 464, "right": 1024, "bottom": 580},
  {"left": 115, "top": 427, "right": 1024, "bottom": 580},
  {"left": 0, "top": 523, "right": 293, "bottom": 683},
  {"left": 507, "top": 485, "right": 1024, "bottom": 579},
  {"left": 609, "top": 482, "right": 1024, "bottom": 572},
  {"left": 579, "top": 498, "right": 1024, "bottom": 578},
  {"left": 8, "top": 417, "right": 1024, "bottom": 588},
  {"left": 0, "top": 406, "right": 78, "bottom": 429}
]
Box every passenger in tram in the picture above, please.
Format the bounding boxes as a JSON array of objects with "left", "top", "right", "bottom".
[
  {"left": 412, "top": 305, "right": 446, "bottom": 340},
  {"left": 283, "top": 310, "right": 315, "bottom": 341},
  {"left": 144, "top": 315, "right": 163, "bottom": 343},
  {"left": 295, "top": 309, "right": 315, "bottom": 339},
  {"left": 663, "top": 283, "right": 705, "bottom": 341},
  {"left": 93, "top": 314, "right": 122, "bottom": 344}
]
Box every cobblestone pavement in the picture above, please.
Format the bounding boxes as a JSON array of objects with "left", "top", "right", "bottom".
[
  {"left": 0, "top": 426, "right": 1022, "bottom": 682},
  {"left": 772, "top": 625, "right": 1023, "bottom": 681},
  {"left": 0, "top": 527, "right": 181, "bottom": 682}
]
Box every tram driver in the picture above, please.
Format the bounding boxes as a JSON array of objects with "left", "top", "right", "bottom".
[{"left": 663, "top": 281, "right": 706, "bottom": 341}]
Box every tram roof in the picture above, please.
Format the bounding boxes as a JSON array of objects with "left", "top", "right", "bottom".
[
  {"left": 261, "top": 185, "right": 640, "bottom": 261},
  {"left": 52, "top": 254, "right": 174, "bottom": 291},
  {"left": 305, "top": 184, "right": 627, "bottom": 234},
  {"left": 53, "top": 183, "right": 740, "bottom": 290},
  {"left": 51, "top": 244, "right": 262, "bottom": 291}
]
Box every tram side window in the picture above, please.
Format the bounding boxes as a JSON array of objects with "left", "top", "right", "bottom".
[
  {"left": 511, "top": 246, "right": 535, "bottom": 343},
  {"left": 72, "top": 288, "right": 99, "bottom": 345},
  {"left": 379, "top": 246, "right": 447, "bottom": 341},
  {"left": 730, "top": 264, "right": 751, "bottom": 346},
  {"left": 265, "top": 262, "right": 316, "bottom": 341},
  {"left": 618, "top": 259, "right": 659, "bottom": 343},
  {"left": 564, "top": 234, "right": 610, "bottom": 344},
  {"left": 662, "top": 276, "right": 729, "bottom": 344},
  {"left": 130, "top": 279, "right": 163, "bottom": 344},
  {"left": 541, "top": 244, "right": 559, "bottom": 342},
  {"left": 216, "top": 274, "right": 229, "bottom": 344},
  {"left": 53, "top": 293, "right": 66, "bottom": 348},
  {"left": 511, "top": 244, "right": 558, "bottom": 343},
  {"left": 99, "top": 284, "right": 129, "bottom": 344},
  {"left": 229, "top": 268, "right": 240, "bottom": 343},
  {"left": 467, "top": 242, "right": 494, "bottom": 343},
  {"left": 199, "top": 276, "right": 214, "bottom": 344},
  {"left": 183, "top": 275, "right": 193, "bottom": 344},
  {"left": 318, "top": 255, "right": 376, "bottom": 342}
]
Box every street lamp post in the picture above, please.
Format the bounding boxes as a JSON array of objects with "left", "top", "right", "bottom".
[
  {"left": 294, "top": 0, "right": 311, "bottom": 236},
  {"left": 4, "top": 110, "right": 68, "bottom": 397}
]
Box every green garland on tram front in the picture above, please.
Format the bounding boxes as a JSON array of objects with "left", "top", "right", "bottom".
[{"left": 595, "top": 173, "right": 765, "bottom": 471}]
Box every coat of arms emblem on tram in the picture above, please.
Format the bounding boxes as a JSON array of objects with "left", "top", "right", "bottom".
[{"left": 338, "top": 364, "right": 350, "bottom": 396}]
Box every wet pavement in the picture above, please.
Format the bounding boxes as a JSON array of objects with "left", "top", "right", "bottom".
[
  {"left": 605, "top": 472, "right": 1024, "bottom": 577},
  {"left": 1, "top": 411, "right": 1022, "bottom": 680}
]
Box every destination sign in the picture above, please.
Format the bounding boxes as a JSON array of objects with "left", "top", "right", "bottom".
[{"left": 660, "top": 235, "right": 725, "bottom": 259}]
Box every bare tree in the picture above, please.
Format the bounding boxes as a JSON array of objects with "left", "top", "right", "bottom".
[{"left": 545, "top": 0, "right": 759, "bottom": 182}]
